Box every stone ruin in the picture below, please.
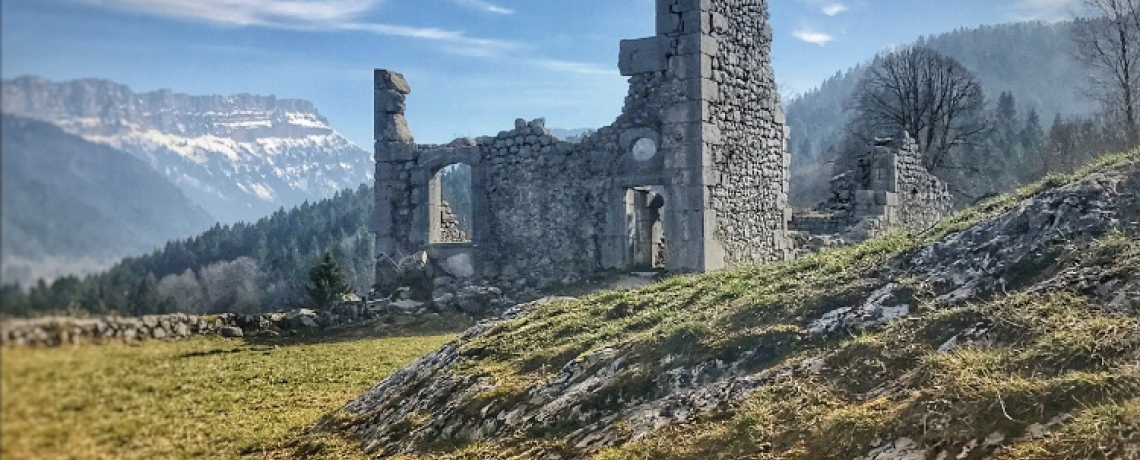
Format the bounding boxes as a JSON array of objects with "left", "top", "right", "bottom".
[
  {"left": 373, "top": 0, "right": 952, "bottom": 293},
  {"left": 790, "top": 132, "right": 953, "bottom": 250},
  {"left": 374, "top": 0, "right": 792, "bottom": 291}
]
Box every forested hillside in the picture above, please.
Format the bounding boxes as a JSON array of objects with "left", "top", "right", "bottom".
[
  {"left": 0, "top": 163, "right": 486, "bottom": 317},
  {"left": 1, "top": 185, "right": 374, "bottom": 317},
  {"left": 786, "top": 21, "right": 1100, "bottom": 206}
]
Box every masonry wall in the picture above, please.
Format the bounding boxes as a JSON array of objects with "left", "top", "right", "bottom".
[
  {"left": 375, "top": 0, "right": 790, "bottom": 289},
  {"left": 791, "top": 133, "right": 953, "bottom": 242},
  {"left": 704, "top": 0, "right": 792, "bottom": 265}
]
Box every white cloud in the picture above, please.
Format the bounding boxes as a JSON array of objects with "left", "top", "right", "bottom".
[
  {"left": 821, "top": 2, "right": 848, "bottom": 16},
  {"left": 1010, "top": 0, "right": 1079, "bottom": 21},
  {"left": 338, "top": 22, "right": 519, "bottom": 57},
  {"left": 67, "top": 0, "right": 520, "bottom": 58},
  {"left": 77, "top": 0, "right": 377, "bottom": 26},
  {"left": 535, "top": 59, "right": 617, "bottom": 76},
  {"left": 793, "top": 26, "right": 834, "bottom": 46},
  {"left": 447, "top": 0, "right": 514, "bottom": 15}
]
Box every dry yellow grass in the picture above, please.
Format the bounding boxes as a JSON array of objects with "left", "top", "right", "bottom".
[{"left": 1, "top": 334, "right": 451, "bottom": 460}]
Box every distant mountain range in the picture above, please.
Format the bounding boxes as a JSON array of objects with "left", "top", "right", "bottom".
[
  {"left": 1, "top": 115, "right": 215, "bottom": 283},
  {"left": 1, "top": 77, "right": 373, "bottom": 284},
  {"left": 1, "top": 77, "right": 372, "bottom": 224},
  {"left": 785, "top": 21, "right": 1098, "bottom": 206}
]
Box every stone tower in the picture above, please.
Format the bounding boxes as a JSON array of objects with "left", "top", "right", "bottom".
[{"left": 620, "top": 0, "right": 791, "bottom": 270}]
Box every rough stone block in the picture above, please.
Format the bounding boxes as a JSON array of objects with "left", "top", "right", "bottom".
[
  {"left": 619, "top": 36, "right": 670, "bottom": 76},
  {"left": 710, "top": 11, "right": 729, "bottom": 33},
  {"left": 667, "top": 54, "right": 712, "bottom": 80},
  {"left": 680, "top": 10, "right": 711, "bottom": 35},
  {"left": 376, "top": 90, "right": 406, "bottom": 114},
  {"left": 664, "top": 100, "right": 709, "bottom": 124},
  {"left": 375, "top": 140, "right": 417, "bottom": 162},
  {"left": 376, "top": 115, "right": 414, "bottom": 143},
  {"left": 875, "top": 191, "right": 899, "bottom": 206},
  {"left": 657, "top": 9, "right": 681, "bottom": 36},
  {"left": 702, "top": 122, "right": 722, "bottom": 145},
  {"left": 671, "top": 0, "right": 712, "bottom": 13},
  {"left": 375, "top": 69, "right": 411, "bottom": 95},
  {"left": 676, "top": 33, "right": 718, "bottom": 56}
]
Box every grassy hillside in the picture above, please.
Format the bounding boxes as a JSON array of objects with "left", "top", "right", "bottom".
[
  {"left": 299, "top": 151, "right": 1140, "bottom": 459},
  {"left": 0, "top": 334, "right": 451, "bottom": 460}
]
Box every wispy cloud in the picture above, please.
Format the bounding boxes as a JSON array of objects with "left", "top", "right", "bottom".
[
  {"left": 1009, "top": 0, "right": 1079, "bottom": 21},
  {"left": 338, "top": 22, "right": 519, "bottom": 58},
  {"left": 447, "top": 0, "right": 514, "bottom": 15},
  {"left": 793, "top": 26, "right": 834, "bottom": 46},
  {"left": 67, "top": 0, "right": 520, "bottom": 58},
  {"left": 76, "top": 0, "right": 377, "bottom": 27},
  {"left": 535, "top": 59, "right": 617, "bottom": 76},
  {"left": 821, "top": 2, "right": 848, "bottom": 16}
]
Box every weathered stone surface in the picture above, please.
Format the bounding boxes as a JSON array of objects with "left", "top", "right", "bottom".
[
  {"left": 375, "top": 114, "right": 413, "bottom": 143},
  {"left": 219, "top": 326, "right": 244, "bottom": 338},
  {"left": 373, "top": 0, "right": 791, "bottom": 292},
  {"left": 321, "top": 162, "right": 1140, "bottom": 460},
  {"left": 791, "top": 132, "right": 953, "bottom": 250},
  {"left": 619, "top": 37, "right": 670, "bottom": 76},
  {"left": 374, "top": 70, "right": 411, "bottom": 95}
]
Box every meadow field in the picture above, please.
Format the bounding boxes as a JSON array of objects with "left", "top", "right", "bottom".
[{"left": 1, "top": 334, "right": 452, "bottom": 460}]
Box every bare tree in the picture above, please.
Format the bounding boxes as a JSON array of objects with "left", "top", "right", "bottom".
[
  {"left": 849, "top": 47, "right": 988, "bottom": 171},
  {"left": 1074, "top": 0, "right": 1140, "bottom": 146}
]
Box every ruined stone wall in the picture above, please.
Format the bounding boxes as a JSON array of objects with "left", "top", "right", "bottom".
[
  {"left": 791, "top": 133, "right": 953, "bottom": 243},
  {"left": 375, "top": 0, "right": 791, "bottom": 290},
  {"left": 892, "top": 138, "right": 954, "bottom": 230},
  {"left": 474, "top": 119, "right": 612, "bottom": 287},
  {"left": 704, "top": 0, "right": 792, "bottom": 265}
]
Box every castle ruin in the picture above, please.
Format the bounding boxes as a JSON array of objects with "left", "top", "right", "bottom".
[{"left": 374, "top": 0, "right": 792, "bottom": 289}]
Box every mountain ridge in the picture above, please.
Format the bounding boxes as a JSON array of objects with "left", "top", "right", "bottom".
[{"left": 1, "top": 76, "right": 373, "bottom": 224}]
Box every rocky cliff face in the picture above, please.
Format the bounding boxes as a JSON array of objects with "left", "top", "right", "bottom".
[
  {"left": 303, "top": 152, "right": 1140, "bottom": 459},
  {"left": 1, "top": 77, "right": 371, "bottom": 224}
]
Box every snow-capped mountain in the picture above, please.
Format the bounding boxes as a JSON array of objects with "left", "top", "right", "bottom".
[{"left": 1, "top": 76, "right": 372, "bottom": 224}]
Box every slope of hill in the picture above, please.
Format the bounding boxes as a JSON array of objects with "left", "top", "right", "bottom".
[
  {"left": 1, "top": 115, "right": 215, "bottom": 284},
  {"left": 787, "top": 21, "right": 1097, "bottom": 206},
  {"left": 0, "top": 76, "right": 372, "bottom": 224},
  {"left": 295, "top": 151, "right": 1140, "bottom": 459}
]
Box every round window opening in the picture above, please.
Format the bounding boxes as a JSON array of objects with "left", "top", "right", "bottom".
[{"left": 632, "top": 137, "right": 658, "bottom": 161}]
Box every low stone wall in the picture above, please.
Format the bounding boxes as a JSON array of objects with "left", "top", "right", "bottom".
[
  {"left": 3, "top": 313, "right": 223, "bottom": 347},
  {"left": 2, "top": 292, "right": 517, "bottom": 347}
]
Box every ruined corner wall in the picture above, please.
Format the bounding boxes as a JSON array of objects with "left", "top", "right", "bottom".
[{"left": 791, "top": 133, "right": 952, "bottom": 241}]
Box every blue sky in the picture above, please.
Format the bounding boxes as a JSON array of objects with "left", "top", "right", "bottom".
[{"left": 1, "top": 0, "right": 1080, "bottom": 146}]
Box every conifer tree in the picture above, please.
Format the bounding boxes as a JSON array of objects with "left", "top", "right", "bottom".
[{"left": 306, "top": 252, "right": 352, "bottom": 309}]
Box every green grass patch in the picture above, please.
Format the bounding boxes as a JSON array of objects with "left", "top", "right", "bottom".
[{"left": 1, "top": 334, "right": 452, "bottom": 460}]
